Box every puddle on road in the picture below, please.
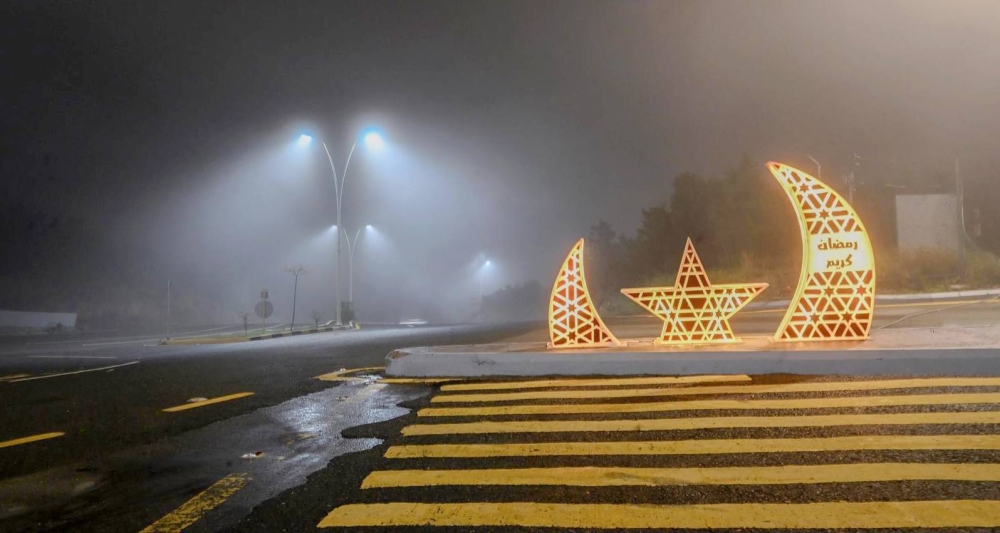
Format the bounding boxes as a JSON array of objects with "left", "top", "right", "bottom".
[{"left": 0, "top": 380, "right": 432, "bottom": 531}]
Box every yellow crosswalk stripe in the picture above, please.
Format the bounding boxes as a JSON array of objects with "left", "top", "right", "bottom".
[
  {"left": 439, "top": 374, "right": 751, "bottom": 392},
  {"left": 362, "top": 463, "right": 1000, "bottom": 488},
  {"left": 384, "top": 434, "right": 1000, "bottom": 459},
  {"left": 432, "top": 377, "right": 1000, "bottom": 403},
  {"left": 419, "top": 392, "right": 1000, "bottom": 417},
  {"left": 402, "top": 410, "right": 1000, "bottom": 436},
  {"left": 318, "top": 500, "right": 1000, "bottom": 528}
]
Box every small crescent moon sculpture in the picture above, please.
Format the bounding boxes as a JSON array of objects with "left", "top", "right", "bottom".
[
  {"left": 767, "top": 162, "right": 876, "bottom": 341},
  {"left": 548, "top": 239, "right": 621, "bottom": 348}
]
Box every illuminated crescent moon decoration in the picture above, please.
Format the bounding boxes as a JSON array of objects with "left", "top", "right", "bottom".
[
  {"left": 767, "top": 162, "right": 876, "bottom": 341},
  {"left": 547, "top": 239, "right": 621, "bottom": 348}
]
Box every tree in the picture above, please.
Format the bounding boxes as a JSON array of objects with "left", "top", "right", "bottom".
[
  {"left": 237, "top": 311, "right": 249, "bottom": 336},
  {"left": 586, "top": 220, "right": 620, "bottom": 305},
  {"left": 310, "top": 310, "right": 323, "bottom": 329}
]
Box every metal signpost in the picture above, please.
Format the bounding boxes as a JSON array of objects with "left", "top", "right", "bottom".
[{"left": 255, "top": 289, "right": 273, "bottom": 334}]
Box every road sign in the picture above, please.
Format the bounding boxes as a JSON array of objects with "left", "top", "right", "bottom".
[
  {"left": 261, "top": 289, "right": 269, "bottom": 300},
  {"left": 255, "top": 300, "right": 274, "bottom": 319}
]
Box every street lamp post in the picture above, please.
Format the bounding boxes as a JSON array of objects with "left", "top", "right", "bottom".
[
  {"left": 479, "top": 260, "right": 491, "bottom": 303},
  {"left": 298, "top": 132, "right": 383, "bottom": 326},
  {"left": 284, "top": 266, "right": 308, "bottom": 331},
  {"left": 342, "top": 224, "right": 372, "bottom": 304}
]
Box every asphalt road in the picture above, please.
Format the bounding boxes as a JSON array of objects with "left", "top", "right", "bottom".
[
  {"left": 0, "top": 322, "right": 535, "bottom": 529},
  {"left": 4, "top": 299, "right": 1000, "bottom": 532}
]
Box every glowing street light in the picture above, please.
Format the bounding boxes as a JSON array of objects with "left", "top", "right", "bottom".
[
  {"left": 297, "top": 129, "right": 385, "bottom": 325},
  {"left": 363, "top": 131, "right": 385, "bottom": 152}
]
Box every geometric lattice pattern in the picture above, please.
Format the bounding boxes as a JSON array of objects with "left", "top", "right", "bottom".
[
  {"left": 621, "top": 238, "right": 768, "bottom": 345},
  {"left": 767, "top": 162, "right": 876, "bottom": 342},
  {"left": 547, "top": 239, "right": 621, "bottom": 349}
]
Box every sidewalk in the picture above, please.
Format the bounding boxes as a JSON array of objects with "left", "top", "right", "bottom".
[{"left": 386, "top": 325, "right": 1000, "bottom": 378}]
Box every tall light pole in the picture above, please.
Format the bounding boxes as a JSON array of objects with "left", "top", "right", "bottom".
[
  {"left": 480, "top": 260, "right": 491, "bottom": 303},
  {"left": 284, "top": 266, "right": 308, "bottom": 331},
  {"left": 342, "top": 224, "right": 372, "bottom": 304},
  {"left": 297, "top": 131, "right": 384, "bottom": 326}
]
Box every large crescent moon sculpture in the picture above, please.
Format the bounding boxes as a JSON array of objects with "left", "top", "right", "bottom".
[
  {"left": 767, "top": 162, "right": 876, "bottom": 341},
  {"left": 548, "top": 239, "right": 621, "bottom": 348}
]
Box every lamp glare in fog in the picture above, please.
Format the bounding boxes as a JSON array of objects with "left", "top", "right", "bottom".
[
  {"left": 297, "top": 134, "right": 313, "bottom": 147},
  {"left": 365, "top": 224, "right": 373, "bottom": 230},
  {"left": 363, "top": 131, "right": 384, "bottom": 152}
]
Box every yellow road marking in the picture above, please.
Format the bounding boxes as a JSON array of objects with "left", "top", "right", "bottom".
[
  {"left": 319, "top": 500, "right": 1000, "bottom": 528},
  {"left": 362, "top": 463, "right": 1000, "bottom": 489},
  {"left": 419, "top": 392, "right": 1000, "bottom": 417},
  {"left": 162, "top": 392, "right": 254, "bottom": 412},
  {"left": 139, "top": 473, "right": 249, "bottom": 533},
  {"left": 380, "top": 378, "right": 458, "bottom": 384},
  {"left": 402, "top": 410, "right": 1000, "bottom": 436},
  {"left": 440, "top": 374, "right": 751, "bottom": 392},
  {"left": 0, "top": 432, "right": 64, "bottom": 449},
  {"left": 315, "top": 366, "right": 384, "bottom": 381},
  {"left": 385, "top": 434, "right": 1000, "bottom": 459},
  {"left": 0, "top": 373, "right": 30, "bottom": 381},
  {"left": 432, "top": 377, "right": 1000, "bottom": 403}
]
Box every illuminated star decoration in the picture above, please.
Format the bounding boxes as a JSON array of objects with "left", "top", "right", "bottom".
[{"left": 621, "top": 238, "right": 768, "bottom": 345}]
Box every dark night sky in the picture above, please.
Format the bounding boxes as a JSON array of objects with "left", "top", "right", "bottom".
[{"left": 3, "top": 0, "right": 1000, "bottom": 320}]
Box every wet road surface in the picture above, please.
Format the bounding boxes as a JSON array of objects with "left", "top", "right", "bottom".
[
  {"left": 0, "top": 323, "right": 535, "bottom": 532},
  {"left": 5, "top": 300, "right": 1000, "bottom": 531}
]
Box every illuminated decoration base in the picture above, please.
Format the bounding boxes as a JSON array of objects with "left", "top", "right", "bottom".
[
  {"left": 621, "top": 238, "right": 768, "bottom": 345},
  {"left": 767, "top": 162, "right": 876, "bottom": 341},
  {"left": 547, "top": 239, "right": 621, "bottom": 348}
]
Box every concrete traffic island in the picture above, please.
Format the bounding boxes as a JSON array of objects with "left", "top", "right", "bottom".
[{"left": 386, "top": 325, "right": 1000, "bottom": 377}]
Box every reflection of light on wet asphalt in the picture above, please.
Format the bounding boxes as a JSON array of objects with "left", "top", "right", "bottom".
[{"left": 140, "top": 381, "right": 428, "bottom": 532}]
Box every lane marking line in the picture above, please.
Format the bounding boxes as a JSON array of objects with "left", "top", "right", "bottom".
[
  {"left": 162, "top": 392, "right": 255, "bottom": 413},
  {"left": 401, "top": 410, "right": 1000, "bottom": 436},
  {"left": 432, "top": 377, "right": 1000, "bottom": 403},
  {"left": 315, "top": 366, "right": 384, "bottom": 381},
  {"left": 82, "top": 338, "right": 159, "bottom": 346},
  {"left": 318, "top": 500, "right": 1000, "bottom": 528},
  {"left": 28, "top": 355, "right": 118, "bottom": 360},
  {"left": 440, "top": 374, "right": 751, "bottom": 392},
  {"left": 0, "top": 373, "right": 30, "bottom": 381},
  {"left": 362, "top": 463, "right": 1000, "bottom": 489},
  {"left": 419, "top": 392, "right": 1000, "bottom": 417},
  {"left": 9, "top": 361, "right": 139, "bottom": 382},
  {"left": 381, "top": 378, "right": 459, "bottom": 384},
  {"left": 139, "top": 473, "right": 249, "bottom": 533},
  {"left": 0, "top": 432, "right": 65, "bottom": 450},
  {"left": 385, "top": 434, "right": 1000, "bottom": 459}
]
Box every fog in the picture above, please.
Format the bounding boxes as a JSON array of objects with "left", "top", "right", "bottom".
[{"left": 3, "top": 0, "right": 1000, "bottom": 326}]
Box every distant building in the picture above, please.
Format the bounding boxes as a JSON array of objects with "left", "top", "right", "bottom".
[{"left": 895, "top": 193, "right": 962, "bottom": 253}]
